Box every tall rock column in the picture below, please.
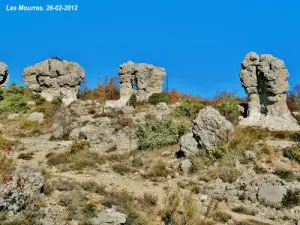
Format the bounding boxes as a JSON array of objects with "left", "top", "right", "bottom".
[
  {"left": 0, "top": 61, "right": 9, "bottom": 87},
  {"left": 239, "top": 52, "right": 300, "bottom": 131}
]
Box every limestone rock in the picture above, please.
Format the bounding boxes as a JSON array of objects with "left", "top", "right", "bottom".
[
  {"left": 257, "top": 185, "right": 286, "bottom": 209},
  {"left": 28, "top": 112, "right": 44, "bottom": 123},
  {"left": 91, "top": 207, "right": 127, "bottom": 225},
  {"left": 7, "top": 113, "right": 19, "bottom": 120},
  {"left": 107, "top": 61, "right": 166, "bottom": 108},
  {"left": 193, "top": 106, "right": 235, "bottom": 152},
  {"left": 239, "top": 52, "right": 300, "bottom": 131},
  {"left": 179, "top": 133, "right": 200, "bottom": 156},
  {"left": 0, "top": 168, "right": 44, "bottom": 213},
  {"left": 180, "top": 159, "right": 192, "bottom": 174},
  {"left": 23, "top": 58, "right": 85, "bottom": 106},
  {"left": 155, "top": 102, "right": 171, "bottom": 120},
  {"left": 0, "top": 61, "right": 9, "bottom": 87}
]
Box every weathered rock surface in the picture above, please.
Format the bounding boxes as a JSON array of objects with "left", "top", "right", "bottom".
[
  {"left": 28, "top": 112, "right": 44, "bottom": 123},
  {"left": 202, "top": 172, "right": 300, "bottom": 221},
  {"left": 0, "top": 168, "right": 44, "bottom": 213},
  {"left": 106, "top": 61, "right": 166, "bottom": 108},
  {"left": 155, "top": 102, "right": 171, "bottom": 120},
  {"left": 0, "top": 61, "right": 9, "bottom": 87},
  {"left": 23, "top": 58, "right": 85, "bottom": 106},
  {"left": 239, "top": 52, "right": 300, "bottom": 131},
  {"left": 179, "top": 133, "right": 199, "bottom": 156},
  {"left": 90, "top": 207, "right": 127, "bottom": 225},
  {"left": 180, "top": 107, "right": 235, "bottom": 155}
]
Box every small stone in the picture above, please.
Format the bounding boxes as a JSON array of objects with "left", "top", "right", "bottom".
[
  {"left": 7, "top": 113, "right": 19, "bottom": 120},
  {"left": 28, "top": 112, "right": 44, "bottom": 123},
  {"left": 180, "top": 159, "right": 192, "bottom": 174}
]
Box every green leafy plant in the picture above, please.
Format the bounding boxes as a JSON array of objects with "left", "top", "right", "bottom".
[
  {"left": 148, "top": 93, "right": 170, "bottom": 105},
  {"left": 0, "top": 84, "right": 29, "bottom": 114},
  {"left": 127, "top": 93, "right": 137, "bottom": 108},
  {"left": 173, "top": 100, "right": 205, "bottom": 118},
  {"left": 215, "top": 97, "right": 240, "bottom": 124},
  {"left": 136, "top": 119, "right": 186, "bottom": 150}
]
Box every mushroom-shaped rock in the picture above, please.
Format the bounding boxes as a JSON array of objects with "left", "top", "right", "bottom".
[{"left": 23, "top": 58, "right": 85, "bottom": 106}]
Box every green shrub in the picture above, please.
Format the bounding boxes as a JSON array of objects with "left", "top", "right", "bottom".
[
  {"left": 127, "top": 93, "right": 137, "bottom": 108},
  {"left": 136, "top": 119, "right": 186, "bottom": 150},
  {"left": 70, "top": 140, "right": 90, "bottom": 154},
  {"left": 0, "top": 84, "right": 29, "bottom": 114},
  {"left": 283, "top": 146, "right": 300, "bottom": 164},
  {"left": 148, "top": 93, "right": 169, "bottom": 105},
  {"left": 173, "top": 100, "right": 205, "bottom": 118},
  {"left": 293, "top": 132, "right": 300, "bottom": 142},
  {"left": 282, "top": 189, "right": 300, "bottom": 208},
  {"left": 215, "top": 97, "right": 240, "bottom": 124},
  {"left": 29, "top": 94, "right": 46, "bottom": 105},
  {"left": 274, "top": 169, "right": 296, "bottom": 182}
]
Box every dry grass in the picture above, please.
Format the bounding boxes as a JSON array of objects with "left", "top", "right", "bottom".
[
  {"left": 0, "top": 152, "right": 15, "bottom": 180},
  {"left": 160, "top": 190, "right": 215, "bottom": 225}
]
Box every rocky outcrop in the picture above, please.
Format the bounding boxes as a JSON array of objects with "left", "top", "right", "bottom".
[
  {"left": 106, "top": 61, "right": 166, "bottom": 108},
  {"left": 180, "top": 107, "right": 235, "bottom": 156},
  {"left": 0, "top": 168, "right": 44, "bottom": 213},
  {"left": 239, "top": 52, "right": 300, "bottom": 131},
  {"left": 0, "top": 61, "right": 9, "bottom": 87},
  {"left": 23, "top": 58, "right": 85, "bottom": 106}
]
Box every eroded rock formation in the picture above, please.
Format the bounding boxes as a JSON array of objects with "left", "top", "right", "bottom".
[
  {"left": 106, "top": 61, "right": 166, "bottom": 108},
  {"left": 239, "top": 52, "right": 300, "bottom": 131},
  {"left": 0, "top": 61, "right": 9, "bottom": 87},
  {"left": 23, "top": 58, "right": 85, "bottom": 106}
]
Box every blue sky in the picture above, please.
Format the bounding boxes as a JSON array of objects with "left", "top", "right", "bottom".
[{"left": 1, "top": 0, "right": 300, "bottom": 99}]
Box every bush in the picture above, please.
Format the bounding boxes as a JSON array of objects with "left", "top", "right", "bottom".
[
  {"left": 173, "top": 100, "right": 205, "bottom": 118},
  {"left": 148, "top": 93, "right": 169, "bottom": 105},
  {"left": 0, "top": 84, "right": 29, "bottom": 114},
  {"left": 215, "top": 97, "right": 240, "bottom": 124},
  {"left": 70, "top": 140, "right": 90, "bottom": 154},
  {"left": 167, "top": 90, "right": 182, "bottom": 104},
  {"left": 127, "top": 93, "right": 137, "bottom": 108},
  {"left": 282, "top": 189, "right": 300, "bottom": 208},
  {"left": 136, "top": 120, "right": 186, "bottom": 150},
  {"left": 274, "top": 169, "right": 296, "bottom": 182}
]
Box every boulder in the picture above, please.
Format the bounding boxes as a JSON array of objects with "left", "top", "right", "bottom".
[
  {"left": 156, "top": 102, "right": 171, "bottom": 120},
  {"left": 0, "top": 61, "right": 9, "bottom": 87},
  {"left": 0, "top": 168, "right": 44, "bottom": 213},
  {"left": 257, "top": 185, "right": 286, "bottom": 209},
  {"left": 180, "top": 159, "right": 192, "bottom": 174},
  {"left": 7, "top": 113, "right": 19, "bottom": 120},
  {"left": 90, "top": 207, "right": 127, "bottom": 225},
  {"left": 192, "top": 106, "right": 235, "bottom": 153},
  {"left": 239, "top": 52, "right": 300, "bottom": 131},
  {"left": 179, "top": 133, "right": 200, "bottom": 156},
  {"left": 28, "top": 112, "right": 44, "bottom": 123},
  {"left": 23, "top": 58, "right": 85, "bottom": 106}
]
